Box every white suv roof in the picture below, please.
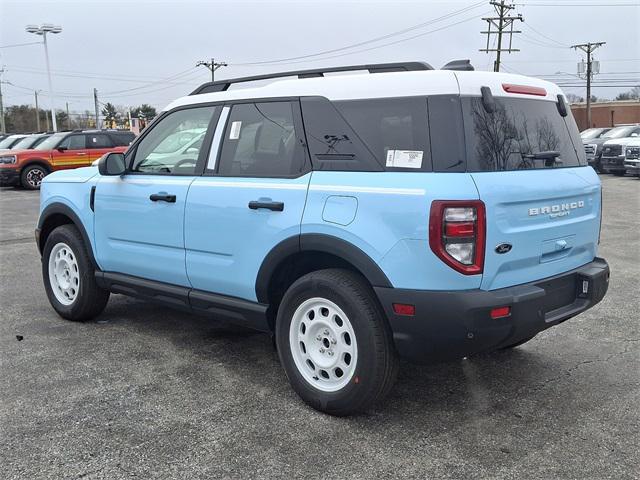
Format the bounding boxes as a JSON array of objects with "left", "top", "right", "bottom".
[{"left": 166, "top": 66, "right": 563, "bottom": 112}]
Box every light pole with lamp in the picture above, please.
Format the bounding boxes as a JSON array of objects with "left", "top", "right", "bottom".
[{"left": 25, "top": 23, "right": 62, "bottom": 132}]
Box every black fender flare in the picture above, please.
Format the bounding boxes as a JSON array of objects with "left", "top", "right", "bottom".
[
  {"left": 255, "top": 233, "right": 392, "bottom": 303},
  {"left": 37, "top": 202, "right": 98, "bottom": 268}
]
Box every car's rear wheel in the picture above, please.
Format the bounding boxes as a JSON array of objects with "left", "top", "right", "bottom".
[
  {"left": 20, "top": 164, "right": 48, "bottom": 190},
  {"left": 275, "top": 269, "right": 398, "bottom": 416},
  {"left": 42, "top": 224, "right": 109, "bottom": 321},
  {"left": 612, "top": 171, "right": 626, "bottom": 177}
]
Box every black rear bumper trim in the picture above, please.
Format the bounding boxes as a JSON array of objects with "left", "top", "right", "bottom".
[{"left": 374, "top": 257, "right": 610, "bottom": 363}]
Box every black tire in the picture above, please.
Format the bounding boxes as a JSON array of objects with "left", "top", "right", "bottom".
[
  {"left": 42, "top": 224, "right": 109, "bottom": 321},
  {"left": 20, "top": 164, "right": 48, "bottom": 190},
  {"left": 612, "top": 171, "right": 626, "bottom": 177},
  {"left": 275, "top": 269, "right": 398, "bottom": 416}
]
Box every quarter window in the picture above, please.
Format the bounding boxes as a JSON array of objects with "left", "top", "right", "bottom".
[
  {"left": 131, "top": 106, "right": 217, "bottom": 175},
  {"left": 334, "top": 97, "right": 431, "bottom": 171},
  {"left": 86, "top": 134, "right": 113, "bottom": 149},
  {"left": 217, "top": 102, "right": 305, "bottom": 177}
]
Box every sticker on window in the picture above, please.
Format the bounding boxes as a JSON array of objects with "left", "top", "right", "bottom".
[
  {"left": 229, "top": 121, "right": 242, "bottom": 140},
  {"left": 385, "top": 150, "right": 423, "bottom": 169}
]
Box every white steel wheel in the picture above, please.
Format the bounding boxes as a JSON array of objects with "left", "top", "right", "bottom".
[
  {"left": 289, "top": 297, "right": 358, "bottom": 393},
  {"left": 48, "top": 242, "right": 80, "bottom": 306}
]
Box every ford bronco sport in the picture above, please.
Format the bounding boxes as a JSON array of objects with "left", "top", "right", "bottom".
[
  {"left": 36, "top": 61, "right": 609, "bottom": 415},
  {"left": 0, "top": 129, "right": 134, "bottom": 189}
]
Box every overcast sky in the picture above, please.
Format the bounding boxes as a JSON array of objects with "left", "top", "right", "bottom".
[{"left": 1, "top": 0, "right": 638, "bottom": 115}]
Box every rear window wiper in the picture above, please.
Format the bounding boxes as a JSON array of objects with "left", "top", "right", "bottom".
[{"left": 523, "top": 151, "right": 562, "bottom": 167}]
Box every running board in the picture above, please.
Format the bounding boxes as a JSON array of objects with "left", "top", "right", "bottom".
[{"left": 95, "top": 271, "right": 270, "bottom": 332}]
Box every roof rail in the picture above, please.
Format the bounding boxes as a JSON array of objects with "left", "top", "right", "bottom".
[
  {"left": 190, "top": 61, "right": 434, "bottom": 95},
  {"left": 441, "top": 59, "right": 474, "bottom": 71}
]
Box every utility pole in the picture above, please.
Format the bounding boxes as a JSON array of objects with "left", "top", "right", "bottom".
[
  {"left": 196, "top": 58, "right": 228, "bottom": 82},
  {"left": 572, "top": 42, "right": 605, "bottom": 128},
  {"left": 93, "top": 88, "right": 100, "bottom": 129},
  {"left": 66, "top": 101, "right": 70, "bottom": 130},
  {"left": 0, "top": 68, "right": 5, "bottom": 134},
  {"left": 35, "top": 90, "right": 41, "bottom": 131},
  {"left": 480, "top": 1, "right": 523, "bottom": 72}
]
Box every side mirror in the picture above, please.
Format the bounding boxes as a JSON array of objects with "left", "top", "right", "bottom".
[
  {"left": 98, "top": 152, "right": 126, "bottom": 176},
  {"left": 57, "top": 146, "right": 67, "bottom": 152}
]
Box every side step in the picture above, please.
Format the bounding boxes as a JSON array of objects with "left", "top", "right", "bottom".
[{"left": 95, "top": 271, "right": 270, "bottom": 332}]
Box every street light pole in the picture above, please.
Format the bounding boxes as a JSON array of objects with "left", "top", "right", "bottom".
[
  {"left": 35, "top": 90, "right": 41, "bottom": 131},
  {"left": 41, "top": 31, "right": 57, "bottom": 131},
  {"left": 26, "top": 24, "right": 62, "bottom": 132}
]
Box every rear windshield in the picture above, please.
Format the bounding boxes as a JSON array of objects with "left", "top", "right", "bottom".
[{"left": 460, "top": 96, "right": 585, "bottom": 171}]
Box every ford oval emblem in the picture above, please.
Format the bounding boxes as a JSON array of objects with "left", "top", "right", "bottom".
[{"left": 495, "top": 243, "right": 512, "bottom": 254}]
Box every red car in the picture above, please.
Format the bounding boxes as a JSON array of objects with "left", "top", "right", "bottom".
[{"left": 0, "top": 130, "right": 135, "bottom": 189}]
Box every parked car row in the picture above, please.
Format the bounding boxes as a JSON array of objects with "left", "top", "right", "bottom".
[
  {"left": 580, "top": 124, "right": 640, "bottom": 176},
  {"left": 0, "top": 130, "right": 135, "bottom": 189}
]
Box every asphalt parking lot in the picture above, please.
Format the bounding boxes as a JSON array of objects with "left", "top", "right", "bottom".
[{"left": 0, "top": 175, "right": 638, "bottom": 479}]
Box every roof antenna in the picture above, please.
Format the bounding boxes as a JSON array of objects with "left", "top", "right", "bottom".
[{"left": 441, "top": 59, "right": 474, "bottom": 71}]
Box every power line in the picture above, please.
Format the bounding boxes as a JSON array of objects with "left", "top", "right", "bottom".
[
  {"left": 229, "top": 1, "right": 487, "bottom": 66},
  {"left": 522, "top": 22, "right": 569, "bottom": 47},
  {"left": 518, "top": 31, "right": 569, "bottom": 50},
  {"left": 0, "top": 41, "right": 42, "bottom": 49},
  {"left": 237, "top": 10, "right": 492, "bottom": 69},
  {"left": 516, "top": 2, "right": 639, "bottom": 6}
]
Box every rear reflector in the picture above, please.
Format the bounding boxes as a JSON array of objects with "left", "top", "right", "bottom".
[
  {"left": 490, "top": 306, "right": 511, "bottom": 319},
  {"left": 502, "top": 83, "right": 547, "bottom": 96},
  {"left": 393, "top": 303, "right": 415, "bottom": 316}
]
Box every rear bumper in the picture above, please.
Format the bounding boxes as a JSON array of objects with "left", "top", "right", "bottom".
[
  {"left": 0, "top": 167, "right": 20, "bottom": 186},
  {"left": 375, "top": 258, "right": 610, "bottom": 363}
]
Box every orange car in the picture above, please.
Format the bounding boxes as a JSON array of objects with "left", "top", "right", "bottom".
[{"left": 0, "top": 130, "right": 134, "bottom": 189}]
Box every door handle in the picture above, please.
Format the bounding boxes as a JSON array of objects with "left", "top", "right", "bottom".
[
  {"left": 248, "top": 200, "right": 284, "bottom": 212},
  {"left": 150, "top": 193, "right": 176, "bottom": 203},
  {"left": 76, "top": 152, "right": 88, "bottom": 156}
]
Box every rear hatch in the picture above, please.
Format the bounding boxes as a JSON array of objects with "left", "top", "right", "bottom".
[{"left": 455, "top": 75, "right": 601, "bottom": 290}]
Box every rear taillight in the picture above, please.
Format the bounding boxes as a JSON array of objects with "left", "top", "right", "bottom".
[{"left": 429, "top": 200, "right": 486, "bottom": 275}]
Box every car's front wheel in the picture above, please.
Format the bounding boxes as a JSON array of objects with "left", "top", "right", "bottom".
[
  {"left": 42, "top": 224, "right": 110, "bottom": 321},
  {"left": 276, "top": 269, "right": 398, "bottom": 416},
  {"left": 20, "top": 164, "right": 49, "bottom": 190}
]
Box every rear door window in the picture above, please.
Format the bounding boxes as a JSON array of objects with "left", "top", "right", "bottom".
[
  {"left": 58, "top": 134, "right": 86, "bottom": 150},
  {"left": 217, "top": 101, "right": 306, "bottom": 177},
  {"left": 461, "top": 96, "right": 585, "bottom": 171}
]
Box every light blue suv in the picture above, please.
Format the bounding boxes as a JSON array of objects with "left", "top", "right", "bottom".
[{"left": 36, "top": 62, "right": 610, "bottom": 415}]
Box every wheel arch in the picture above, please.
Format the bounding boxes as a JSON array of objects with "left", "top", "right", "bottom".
[
  {"left": 37, "top": 203, "right": 97, "bottom": 268},
  {"left": 20, "top": 159, "right": 52, "bottom": 174},
  {"left": 256, "top": 234, "right": 392, "bottom": 327}
]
